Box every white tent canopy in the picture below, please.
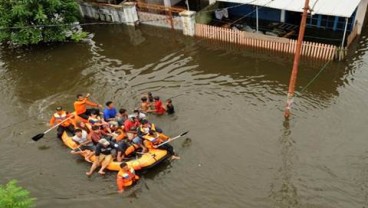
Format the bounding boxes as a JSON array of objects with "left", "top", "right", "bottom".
[{"left": 217, "top": 0, "right": 361, "bottom": 17}]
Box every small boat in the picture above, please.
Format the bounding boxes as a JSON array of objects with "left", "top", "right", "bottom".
[{"left": 60, "top": 122, "right": 171, "bottom": 172}]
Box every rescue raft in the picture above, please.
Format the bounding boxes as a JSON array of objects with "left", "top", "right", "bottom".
[{"left": 60, "top": 129, "right": 170, "bottom": 172}]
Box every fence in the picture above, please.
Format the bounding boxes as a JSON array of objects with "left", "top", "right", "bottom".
[{"left": 195, "top": 24, "right": 342, "bottom": 60}]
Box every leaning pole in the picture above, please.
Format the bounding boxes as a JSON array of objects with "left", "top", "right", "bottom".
[{"left": 284, "top": 0, "right": 310, "bottom": 119}]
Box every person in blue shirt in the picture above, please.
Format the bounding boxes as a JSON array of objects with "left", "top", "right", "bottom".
[{"left": 103, "top": 101, "right": 117, "bottom": 122}]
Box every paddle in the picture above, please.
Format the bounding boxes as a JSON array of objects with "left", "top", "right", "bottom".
[
  {"left": 157, "top": 131, "right": 189, "bottom": 147},
  {"left": 31, "top": 116, "right": 73, "bottom": 141}
]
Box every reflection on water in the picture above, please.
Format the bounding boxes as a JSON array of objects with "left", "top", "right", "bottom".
[
  {"left": 270, "top": 120, "right": 299, "bottom": 208},
  {"left": 1, "top": 23, "right": 368, "bottom": 207}
]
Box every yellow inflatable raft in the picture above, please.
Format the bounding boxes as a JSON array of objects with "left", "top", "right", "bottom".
[{"left": 61, "top": 131, "right": 170, "bottom": 171}]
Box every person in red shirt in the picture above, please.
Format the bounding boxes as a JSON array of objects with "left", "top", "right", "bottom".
[
  {"left": 123, "top": 115, "right": 140, "bottom": 140},
  {"left": 148, "top": 96, "right": 166, "bottom": 115}
]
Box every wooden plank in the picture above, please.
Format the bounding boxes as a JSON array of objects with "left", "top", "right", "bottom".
[
  {"left": 310, "top": 42, "right": 316, "bottom": 58},
  {"left": 306, "top": 42, "right": 312, "bottom": 57},
  {"left": 322, "top": 44, "right": 327, "bottom": 60},
  {"left": 316, "top": 43, "right": 322, "bottom": 59},
  {"left": 329, "top": 46, "right": 336, "bottom": 60},
  {"left": 305, "top": 42, "right": 310, "bottom": 57},
  {"left": 325, "top": 45, "right": 331, "bottom": 60},
  {"left": 311, "top": 42, "right": 317, "bottom": 58}
]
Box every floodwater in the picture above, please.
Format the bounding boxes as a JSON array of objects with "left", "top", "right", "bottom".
[{"left": 1, "top": 23, "right": 368, "bottom": 208}]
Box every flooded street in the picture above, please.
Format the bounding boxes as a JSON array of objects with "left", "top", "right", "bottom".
[{"left": 1, "top": 24, "right": 368, "bottom": 207}]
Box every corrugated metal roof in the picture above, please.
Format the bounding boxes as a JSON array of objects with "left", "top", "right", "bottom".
[{"left": 217, "top": 0, "right": 361, "bottom": 17}]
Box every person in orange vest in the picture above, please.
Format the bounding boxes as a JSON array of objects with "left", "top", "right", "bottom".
[
  {"left": 74, "top": 93, "right": 102, "bottom": 120},
  {"left": 116, "top": 162, "right": 139, "bottom": 193},
  {"left": 49, "top": 106, "right": 75, "bottom": 138}
]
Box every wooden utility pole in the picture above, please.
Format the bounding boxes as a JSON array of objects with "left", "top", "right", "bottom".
[{"left": 284, "top": 0, "right": 310, "bottom": 118}]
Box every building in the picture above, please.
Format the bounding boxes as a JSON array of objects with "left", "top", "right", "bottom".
[{"left": 200, "top": 0, "right": 368, "bottom": 47}]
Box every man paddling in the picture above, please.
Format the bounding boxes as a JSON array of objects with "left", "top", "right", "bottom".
[
  {"left": 49, "top": 106, "right": 75, "bottom": 139},
  {"left": 74, "top": 93, "right": 102, "bottom": 120}
]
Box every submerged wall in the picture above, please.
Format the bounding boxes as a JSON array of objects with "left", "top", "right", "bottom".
[
  {"left": 78, "top": 1, "right": 186, "bottom": 30},
  {"left": 138, "top": 12, "right": 183, "bottom": 30},
  {"left": 79, "top": 2, "right": 126, "bottom": 22}
]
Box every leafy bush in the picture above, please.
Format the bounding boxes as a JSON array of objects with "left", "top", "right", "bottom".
[
  {"left": 0, "top": 0, "right": 88, "bottom": 46},
  {"left": 0, "top": 180, "right": 35, "bottom": 208}
]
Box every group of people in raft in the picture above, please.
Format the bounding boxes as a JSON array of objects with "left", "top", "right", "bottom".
[{"left": 49, "top": 92, "right": 179, "bottom": 193}]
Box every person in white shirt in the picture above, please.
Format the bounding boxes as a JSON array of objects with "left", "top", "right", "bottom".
[
  {"left": 134, "top": 109, "right": 146, "bottom": 121},
  {"left": 70, "top": 129, "right": 95, "bottom": 162}
]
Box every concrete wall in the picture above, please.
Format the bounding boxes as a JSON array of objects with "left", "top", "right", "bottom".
[
  {"left": 355, "top": 0, "right": 368, "bottom": 34},
  {"left": 78, "top": 2, "right": 183, "bottom": 30},
  {"left": 79, "top": 2, "right": 126, "bottom": 22},
  {"left": 138, "top": 12, "right": 183, "bottom": 30},
  {"left": 163, "top": 0, "right": 182, "bottom": 7}
]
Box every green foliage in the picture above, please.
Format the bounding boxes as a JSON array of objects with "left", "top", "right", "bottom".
[
  {"left": 0, "top": 180, "right": 35, "bottom": 208},
  {"left": 0, "top": 0, "right": 88, "bottom": 46}
]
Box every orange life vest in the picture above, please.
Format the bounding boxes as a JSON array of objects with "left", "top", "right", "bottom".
[
  {"left": 116, "top": 167, "right": 139, "bottom": 191},
  {"left": 125, "top": 143, "right": 139, "bottom": 156},
  {"left": 51, "top": 111, "right": 71, "bottom": 127},
  {"left": 142, "top": 132, "right": 169, "bottom": 149},
  {"left": 115, "top": 129, "right": 127, "bottom": 142}
]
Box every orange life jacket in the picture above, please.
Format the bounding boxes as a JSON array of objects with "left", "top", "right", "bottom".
[
  {"left": 142, "top": 133, "right": 169, "bottom": 149},
  {"left": 125, "top": 143, "right": 139, "bottom": 156},
  {"left": 74, "top": 98, "right": 98, "bottom": 115},
  {"left": 115, "top": 129, "right": 126, "bottom": 142},
  {"left": 116, "top": 167, "right": 139, "bottom": 191},
  {"left": 50, "top": 111, "right": 71, "bottom": 127}
]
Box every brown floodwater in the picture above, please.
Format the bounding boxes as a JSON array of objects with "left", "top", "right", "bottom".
[{"left": 1, "top": 23, "right": 368, "bottom": 208}]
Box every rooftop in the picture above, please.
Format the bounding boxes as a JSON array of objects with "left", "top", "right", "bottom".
[{"left": 216, "top": 0, "right": 361, "bottom": 17}]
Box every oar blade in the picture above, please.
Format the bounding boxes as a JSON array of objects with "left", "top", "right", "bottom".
[
  {"left": 180, "top": 131, "right": 189, "bottom": 137},
  {"left": 32, "top": 133, "right": 45, "bottom": 141}
]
